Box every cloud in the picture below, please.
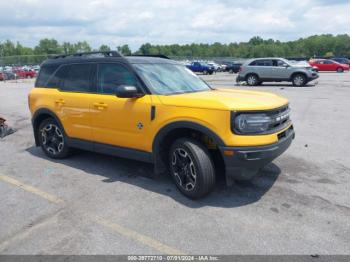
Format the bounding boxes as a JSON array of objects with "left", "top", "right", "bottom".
[{"left": 0, "top": 0, "right": 349, "bottom": 50}]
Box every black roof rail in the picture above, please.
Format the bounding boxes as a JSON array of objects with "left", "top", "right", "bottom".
[
  {"left": 52, "top": 51, "right": 123, "bottom": 59},
  {"left": 130, "top": 54, "right": 170, "bottom": 59}
]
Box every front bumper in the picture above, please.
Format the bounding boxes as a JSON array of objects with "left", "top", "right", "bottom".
[
  {"left": 219, "top": 125, "right": 295, "bottom": 183},
  {"left": 236, "top": 75, "right": 244, "bottom": 82},
  {"left": 307, "top": 73, "right": 319, "bottom": 81}
]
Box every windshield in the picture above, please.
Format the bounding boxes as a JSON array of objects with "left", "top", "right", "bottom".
[{"left": 134, "top": 63, "right": 211, "bottom": 95}]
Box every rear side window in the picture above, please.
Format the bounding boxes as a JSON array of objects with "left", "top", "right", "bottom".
[
  {"left": 46, "top": 65, "right": 68, "bottom": 88},
  {"left": 35, "top": 65, "right": 59, "bottom": 87},
  {"left": 47, "top": 64, "right": 93, "bottom": 92},
  {"left": 98, "top": 63, "right": 139, "bottom": 94},
  {"left": 250, "top": 60, "right": 273, "bottom": 66}
]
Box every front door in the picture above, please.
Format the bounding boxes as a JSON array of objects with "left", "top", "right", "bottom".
[
  {"left": 323, "top": 60, "right": 337, "bottom": 71},
  {"left": 316, "top": 60, "right": 326, "bottom": 71},
  {"left": 271, "top": 59, "right": 291, "bottom": 80},
  {"left": 90, "top": 63, "right": 152, "bottom": 152}
]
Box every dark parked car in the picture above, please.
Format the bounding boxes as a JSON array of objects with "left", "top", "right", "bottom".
[
  {"left": 5, "top": 71, "right": 16, "bottom": 80},
  {"left": 224, "top": 62, "right": 242, "bottom": 73},
  {"left": 0, "top": 71, "right": 16, "bottom": 81},
  {"left": 186, "top": 62, "right": 215, "bottom": 75},
  {"left": 331, "top": 58, "right": 350, "bottom": 65}
]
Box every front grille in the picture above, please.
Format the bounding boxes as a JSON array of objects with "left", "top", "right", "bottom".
[{"left": 265, "top": 106, "right": 291, "bottom": 133}]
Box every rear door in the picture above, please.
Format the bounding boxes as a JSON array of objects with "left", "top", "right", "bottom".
[
  {"left": 46, "top": 63, "right": 95, "bottom": 141},
  {"left": 192, "top": 62, "right": 201, "bottom": 72},
  {"left": 254, "top": 59, "right": 273, "bottom": 79}
]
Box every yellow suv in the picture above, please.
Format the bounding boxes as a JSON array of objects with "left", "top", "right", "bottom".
[{"left": 29, "top": 51, "right": 294, "bottom": 198}]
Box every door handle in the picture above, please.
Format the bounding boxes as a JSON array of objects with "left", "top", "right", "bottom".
[
  {"left": 93, "top": 102, "right": 108, "bottom": 110},
  {"left": 55, "top": 99, "right": 65, "bottom": 105}
]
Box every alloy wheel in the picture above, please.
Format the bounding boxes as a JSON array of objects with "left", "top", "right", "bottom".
[
  {"left": 40, "top": 124, "right": 64, "bottom": 155},
  {"left": 247, "top": 75, "right": 257, "bottom": 85},
  {"left": 293, "top": 75, "right": 305, "bottom": 86},
  {"left": 171, "top": 148, "right": 197, "bottom": 191}
]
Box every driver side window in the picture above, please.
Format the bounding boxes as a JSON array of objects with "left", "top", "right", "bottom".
[
  {"left": 276, "top": 60, "right": 287, "bottom": 67},
  {"left": 98, "top": 63, "right": 140, "bottom": 94}
]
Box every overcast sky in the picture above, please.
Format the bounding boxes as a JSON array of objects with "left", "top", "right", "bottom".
[{"left": 0, "top": 0, "right": 349, "bottom": 50}]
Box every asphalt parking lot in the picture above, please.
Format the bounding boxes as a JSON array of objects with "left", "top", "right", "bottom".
[{"left": 0, "top": 72, "right": 349, "bottom": 255}]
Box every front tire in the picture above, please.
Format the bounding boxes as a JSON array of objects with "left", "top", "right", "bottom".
[
  {"left": 292, "top": 74, "right": 307, "bottom": 87},
  {"left": 38, "top": 118, "right": 70, "bottom": 159},
  {"left": 169, "top": 138, "right": 215, "bottom": 199},
  {"left": 337, "top": 67, "right": 344, "bottom": 73}
]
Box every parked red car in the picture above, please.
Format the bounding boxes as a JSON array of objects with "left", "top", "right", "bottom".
[
  {"left": 0, "top": 72, "right": 4, "bottom": 81},
  {"left": 309, "top": 59, "right": 350, "bottom": 72},
  {"left": 14, "top": 69, "right": 37, "bottom": 79}
]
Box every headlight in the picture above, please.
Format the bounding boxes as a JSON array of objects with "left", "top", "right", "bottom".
[
  {"left": 232, "top": 107, "right": 291, "bottom": 135},
  {"left": 234, "top": 114, "right": 271, "bottom": 134}
]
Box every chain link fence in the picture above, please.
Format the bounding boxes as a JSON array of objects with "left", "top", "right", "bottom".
[
  {"left": 0, "top": 55, "right": 53, "bottom": 67},
  {"left": 0, "top": 54, "right": 248, "bottom": 67}
]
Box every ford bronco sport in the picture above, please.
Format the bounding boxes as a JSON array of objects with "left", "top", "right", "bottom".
[{"left": 29, "top": 51, "right": 294, "bottom": 199}]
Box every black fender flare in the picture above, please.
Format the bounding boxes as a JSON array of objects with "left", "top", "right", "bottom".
[
  {"left": 32, "top": 108, "right": 66, "bottom": 146},
  {"left": 152, "top": 121, "right": 225, "bottom": 174}
]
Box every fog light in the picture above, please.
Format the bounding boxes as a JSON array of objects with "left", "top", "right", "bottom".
[{"left": 224, "top": 150, "right": 234, "bottom": 156}]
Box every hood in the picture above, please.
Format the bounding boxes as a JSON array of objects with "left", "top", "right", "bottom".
[
  {"left": 290, "top": 61, "right": 312, "bottom": 69},
  {"left": 158, "top": 88, "right": 288, "bottom": 111}
]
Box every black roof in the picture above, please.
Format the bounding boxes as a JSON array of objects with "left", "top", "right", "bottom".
[{"left": 42, "top": 51, "right": 179, "bottom": 67}]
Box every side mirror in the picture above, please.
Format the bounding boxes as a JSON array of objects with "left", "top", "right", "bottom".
[{"left": 115, "top": 85, "right": 144, "bottom": 98}]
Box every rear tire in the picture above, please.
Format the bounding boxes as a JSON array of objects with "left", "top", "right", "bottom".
[
  {"left": 169, "top": 138, "right": 216, "bottom": 199},
  {"left": 246, "top": 74, "right": 259, "bottom": 86},
  {"left": 38, "top": 118, "right": 70, "bottom": 159},
  {"left": 292, "top": 74, "right": 307, "bottom": 87},
  {"left": 337, "top": 67, "right": 344, "bottom": 73}
]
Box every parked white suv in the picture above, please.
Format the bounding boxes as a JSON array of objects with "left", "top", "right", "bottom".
[{"left": 236, "top": 58, "right": 319, "bottom": 86}]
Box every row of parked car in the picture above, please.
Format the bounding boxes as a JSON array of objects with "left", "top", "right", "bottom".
[
  {"left": 0, "top": 65, "right": 39, "bottom": 81},
  {"left": 184, "top": 60, "right": 243, "bottom": 74},
  {"left": 183, "top": 57, "right": 349, "bottom": 87},
  {"left": 184, "top": 57, "right": 350, "bottom": 76}
]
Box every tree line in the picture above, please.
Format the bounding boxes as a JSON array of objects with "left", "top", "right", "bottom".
[{"left": 1, "top": 34, "right": 350, "bottom": 65}]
